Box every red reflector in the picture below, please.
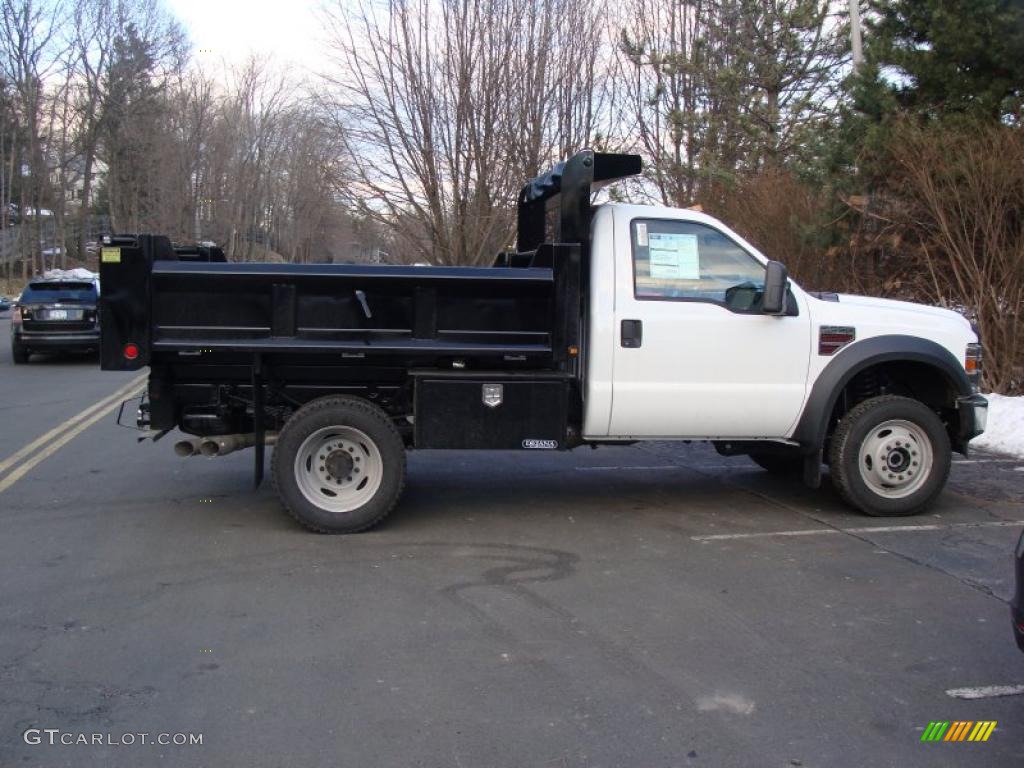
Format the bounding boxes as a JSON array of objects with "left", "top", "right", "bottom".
[
  {"left": 123, "top": 343, "right": 140, "bottom": 360},
  {"left": 819, "top": 326, "right": 856, "bottom": 356}
]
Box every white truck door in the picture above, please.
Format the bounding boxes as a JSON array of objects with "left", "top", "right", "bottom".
[{"left": 608, "top": 211, "right": 811, "bottom": 438}]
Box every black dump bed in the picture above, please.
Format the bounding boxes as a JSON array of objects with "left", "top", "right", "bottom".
[
  {"left": 99, "top": 150, "right": 639, "bottom": 376},
  {"left": 97, "top": 151, "right": 640, "bottom": 468},
  {"left": 102, "top": 247, "right": 573, "bottom": 370}
]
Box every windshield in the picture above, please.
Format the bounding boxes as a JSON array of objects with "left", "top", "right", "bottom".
[{"left": 19, "top": 282, "right": 97, "bottom": 303}]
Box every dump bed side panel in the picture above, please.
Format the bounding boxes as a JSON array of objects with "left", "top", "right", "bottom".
[
  {"left": 100, "top": 236, "right": 571, "bottom": 370},
  {"left": 149, "top": 260, "right": 556, "bottom": 362}
]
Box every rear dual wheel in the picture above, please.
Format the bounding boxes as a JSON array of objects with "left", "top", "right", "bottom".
[{"left": 272, "top": 396, "right": 406, "bottom": 533}]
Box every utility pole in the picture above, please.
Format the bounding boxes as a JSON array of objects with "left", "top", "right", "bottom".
[{"left": 850, "top": 0, "right": 864, "bottom": 69}]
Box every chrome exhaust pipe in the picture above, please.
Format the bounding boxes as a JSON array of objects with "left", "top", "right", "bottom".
[
  {"left": 199, "top": 432, "right": 278, "bottom": 458},
  {"left": 199, "top": 434, "right": 253, "bottom": 457},
  {"left": 174, "top": 437, "right": 205, "bottom": 457}
]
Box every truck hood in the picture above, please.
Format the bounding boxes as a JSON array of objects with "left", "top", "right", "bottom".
[{"left": 835, "top": 294, "right": 973, "bottom": 331}]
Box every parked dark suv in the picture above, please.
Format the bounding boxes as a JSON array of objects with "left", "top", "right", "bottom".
[{"left": 10, "top": 277, "right": 100, "bottom": 363}]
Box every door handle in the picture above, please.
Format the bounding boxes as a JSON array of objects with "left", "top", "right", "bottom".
[{"left": 621, "top": 319, "right": 643, "bottom": 348}]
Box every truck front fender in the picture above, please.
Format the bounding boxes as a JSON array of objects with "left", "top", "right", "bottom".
[{"left": 791, "top": 334, "right": 971, "bottom": 454}]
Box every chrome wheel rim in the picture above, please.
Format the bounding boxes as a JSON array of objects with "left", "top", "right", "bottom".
[
  {"left": 293, "top": 426, "right": 383, "bottom": 513},
  {"left": 858, "top": 419, "right": 933, "bottom": 499}
]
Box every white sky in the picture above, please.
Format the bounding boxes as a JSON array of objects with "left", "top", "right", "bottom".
[{"left": 165, "top": 0, "right": 331, "bottom": 75}]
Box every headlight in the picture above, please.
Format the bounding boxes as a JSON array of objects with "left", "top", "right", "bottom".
[{"left": 965, "top": 343, "right": 983, "bottom": 393}]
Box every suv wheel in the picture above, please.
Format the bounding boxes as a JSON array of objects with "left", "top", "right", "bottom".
[
  {"left": 829, "top": 395, "right": 950, "bottom": 516},
  {"left": 11, "top": 341, "right": 29, "bottom": 364}
]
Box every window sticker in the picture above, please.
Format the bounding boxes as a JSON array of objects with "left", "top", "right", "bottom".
[
  {"left": 648, "top": 232, "right": 699, "bottom": 280},
  {"left": 636, "top": 222, "right": 648, "bottom": 247}
]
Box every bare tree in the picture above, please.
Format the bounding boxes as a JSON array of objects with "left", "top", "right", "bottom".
[
  {"left": 274, "top": 105, "right": 347, "bottom": 262},
  {"left": 204, "top": 59, "right": 291, "bottom": 260},
  {"left": 323, "top": 0, "right": 607, "bottom": 266},
  {"left": 890, "top": 122, "right": 1024, "bottom": 394},
  {"left": 166, "top": 68, "right": 214, "bottom": 241},
  {"left": 68, "top": 0, "right": 117, "bottom": 258},
  {"left": 0, "top": 0, "right": 66, "bottom": 276},
  {"left": 40, "top": 44, "right": 76, "bottom": 268},
  {"left": 0, "top": 76, "right": 18, "bottom": 286}
]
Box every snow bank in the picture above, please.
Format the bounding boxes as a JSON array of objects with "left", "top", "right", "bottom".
[
  {"left": 972, "top": 394, "right": 1024, "bottom": 458},
  {"left": 42, "top": 268, "right": 97, "bottom": 281}
]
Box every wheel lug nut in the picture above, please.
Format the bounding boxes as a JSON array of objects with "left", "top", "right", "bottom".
[{"left": 346, "top": 476, "right": 352, "bottom": 482}]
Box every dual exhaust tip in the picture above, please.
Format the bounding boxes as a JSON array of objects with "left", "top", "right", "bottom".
[{"left": 174, "top": 433, "right": 278, "bottom": 458}]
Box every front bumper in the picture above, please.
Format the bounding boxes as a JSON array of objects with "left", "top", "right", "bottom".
[
  {"left": 1014, "top": 605, "right": 1024, "bottom": 652},
  {"left": 1013, "top": 532, "right": 1024, "bottom": 652},
  {"left": 956, "top": 394, "right": 988, "bottom": 443},
  {"left": 13, "top": 329, "right": 101, "bottom": 348}
]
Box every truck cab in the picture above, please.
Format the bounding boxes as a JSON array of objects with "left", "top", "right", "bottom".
[
  {"left": 584, "top": 199, "right": 984, "bottom": 511},
  {"left": 99, "top": 150, "right": 987, "bottom": 533},
  {"left": 585, "top": 203, "right": 983, "bottom": 442}
]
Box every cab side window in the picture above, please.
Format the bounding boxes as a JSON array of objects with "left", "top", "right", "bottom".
[{"left": 631, "top": 219, "right": 766, "bottom": 309}]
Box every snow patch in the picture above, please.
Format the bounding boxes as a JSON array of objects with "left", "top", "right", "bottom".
[
  {"left": 972, "top": 394, "right": 1024, "bottom": 459},
  {"left": 946, "top": 684, "right": 1024, "bottom": 700},
  {"left": 696, "top": 693, "right": 756, "bottom": 715},
  {"left": 42, "top": 268, "right": 97, "bottom": 281}
]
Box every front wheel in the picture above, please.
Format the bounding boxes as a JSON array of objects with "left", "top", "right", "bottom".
[
  {"left": 272, "top": 396, "right": 406, "bottom": 533},
  {"left": 829, "top": 395, "right": 950, "bottom": 517}
]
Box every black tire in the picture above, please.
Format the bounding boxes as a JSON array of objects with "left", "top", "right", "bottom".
[
  {"left": 829, "top": 395, "right": 950, "bottom": 517},
  {"left": 271, "top": 396, "right": 406, "bottom": 533},
  {"left": 748, "top": 450, "right": 803, "bottom": 475},
  {"left": 11, "top": 341, "right": 29, "bottom": 364}
]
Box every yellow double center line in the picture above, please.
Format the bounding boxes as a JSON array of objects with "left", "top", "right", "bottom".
[{"left": 0, "top": 373, "right": 148, "bottom": 495}]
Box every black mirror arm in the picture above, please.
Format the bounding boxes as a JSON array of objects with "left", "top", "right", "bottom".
[{"left": 762, "top": 260, "right": 789, "bottom": 315}]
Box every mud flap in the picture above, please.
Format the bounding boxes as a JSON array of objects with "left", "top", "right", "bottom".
[
  {"left": 253, "top": 353, "right": 265, "bottom": 489},
  {"left": 803, "top": 449, "right": 823, "bottom": 489}
]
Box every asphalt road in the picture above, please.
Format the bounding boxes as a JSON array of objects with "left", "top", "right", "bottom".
[{"left": 1, "top": 313, "right": 1023, "bottom": 768}]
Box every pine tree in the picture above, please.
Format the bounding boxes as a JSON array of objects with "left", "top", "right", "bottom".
[{"left": 865, "top": 0, "right": 1024, "bottom": 122}]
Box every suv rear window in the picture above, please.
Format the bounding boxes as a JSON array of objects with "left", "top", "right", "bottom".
[{"left": 20, "top": 282, "right": 98, "bottom": 303}]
